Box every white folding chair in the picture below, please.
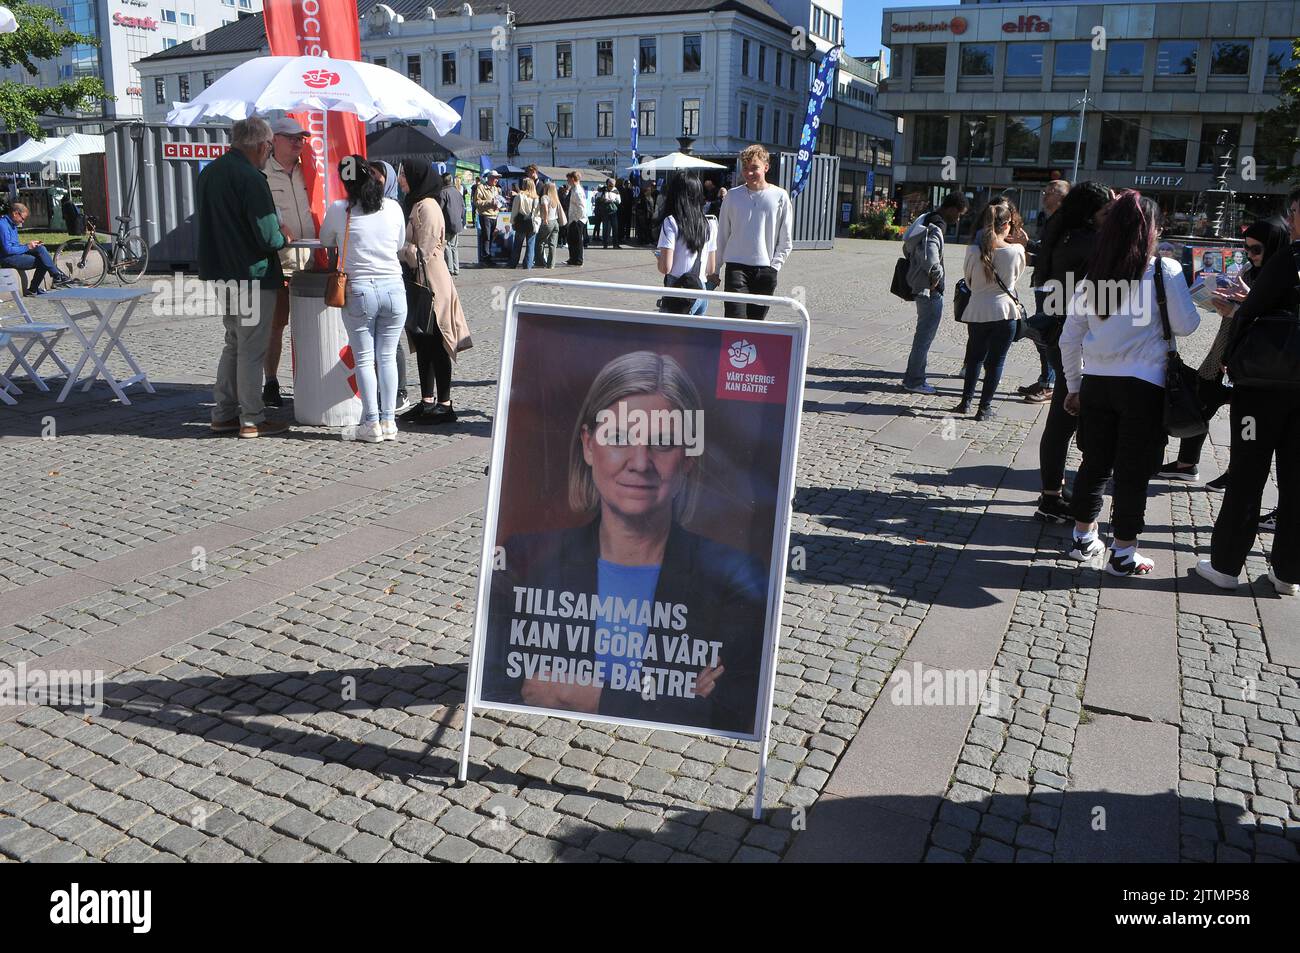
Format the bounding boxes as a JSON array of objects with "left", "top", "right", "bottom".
[
  {"left": 0, "top": 331, "right": 18, "bottom": 404},
  {"left": 0, "top": 269, "right": 71, "bottom": 394}
]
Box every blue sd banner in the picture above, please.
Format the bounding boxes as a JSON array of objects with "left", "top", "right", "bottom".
[
  {"left": 630, "top": 61, "right": 641, "bottom": 198},
  {"left": 792, "top": 45, "right": 843, "bottom": 199}
]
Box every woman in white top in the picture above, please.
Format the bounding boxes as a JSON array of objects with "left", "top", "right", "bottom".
[
  {"left": 1059, "top": 192, "right": 1199, "bottom": 577},
  {"left": 535, "top": 181, "right": 568, "bottom": 269},
  {"left": 319, "top": 154, "right": 408, "bottom": 443},
  {"left": 956, "top": 203, "right": 1027, "bottom": 420},
  {"left": 656, "top": 175, "right": 717, "bottom": 315},
  {"left": 509, "top": 178, "right": 540, "bottom": 269}
]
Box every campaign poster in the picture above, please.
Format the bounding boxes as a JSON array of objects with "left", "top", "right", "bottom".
[
  {"left": 469, "top": 306, "right": 806, "bottom": 741},
  {"left": 1191, "top": 245, "right": 1247, "bottom": 276}
]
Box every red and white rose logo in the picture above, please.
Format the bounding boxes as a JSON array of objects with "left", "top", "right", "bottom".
[
  {"left": 950, "top": 16, "right": 968, "bottom": 35},
  {"left": 302, "top": 69, "right": 341, "bottom": 89}
]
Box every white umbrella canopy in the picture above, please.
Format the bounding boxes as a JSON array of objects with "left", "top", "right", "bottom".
[
  {"left": 0, "top": 6, "right": 17, "bottom": 33},
  {"left": 627, "top": 152, "right": 727, "bottom": 172},
  {"left": 165, "top": 55, "right": 461, "bottom": 131}
]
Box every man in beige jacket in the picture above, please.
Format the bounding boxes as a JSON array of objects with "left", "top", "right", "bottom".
[{"left": 261, "top": 117, "right": 317, "bottom": 407}]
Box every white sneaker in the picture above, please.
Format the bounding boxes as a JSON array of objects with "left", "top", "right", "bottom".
[
  {"left": 1068, "top": 534, "right": 1104, "bottom": 561},
  {"left": 1195, "top": 559, "right": 1239, "bottom": 590},
  {"left": 1268, "top": 570, "right": 1298, "bottom": 596},
  {"left": 381, "top": 420, "right": 397, "bottom": 441},
  {"left": 355, "top": 421, "right": 384, "bottom": 443}
]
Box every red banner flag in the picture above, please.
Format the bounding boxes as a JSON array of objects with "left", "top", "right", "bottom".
[{"left": 262, "top": 0, "right": 367, "bottom": 229}]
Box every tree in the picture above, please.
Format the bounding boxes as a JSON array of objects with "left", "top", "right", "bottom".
[
  {"left": 1260, "top": 39, "right": 1300, "bottom": 184},
  {"left": 0, "top": 2, "right": 109, "bottom": 139}
]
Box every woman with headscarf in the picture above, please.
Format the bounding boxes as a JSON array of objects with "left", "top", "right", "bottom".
[
  {"left": 398, "top": 160, "right": 472, "bottom": 425},
  {"left": 369, "top": 160, "right": 401, "bottom": 203},
  {"left": 1158, "top": 216, "right": 1291, "bottom": 489}
]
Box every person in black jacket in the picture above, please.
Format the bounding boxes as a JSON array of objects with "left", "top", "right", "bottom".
[
  {"left": 480, "top": 350, "right": 769, "bottom": 735},
  {"left": 1018, "top": 179, "right": 1070, "bottom": 400},
  {"left": 1196, "top": 189, "right": 1300, "bottom": 596},
  {"left": 1032, "top": 182, "right": 1113, "bottom": 524}
]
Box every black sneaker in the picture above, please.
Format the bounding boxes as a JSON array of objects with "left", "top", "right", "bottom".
[
  {"left": 1068, "top": 534, "right": 1105, "bottom": 561},
  {"left": 399, "top": 400, "right": 427, "bottom": 421},
  {"left": 1106, "top": 547, "right": 1154, "bottom": 577},
  {"left": 975, "top": 405, "right": 999, "bottom": 421},
  {"left": 411, "top": 402, "right": 456, "bottom": 426},
  {"left": 262, "top": 379, "right": 283, "bottom": 408},
  {"left": 1018, "top": 382, "right": 1046, "bottom": 397},
  {"left": 1157, "top": 461, "right": 1199, "bottom": 482},
  {"left": 1206, "top": 472, "right": 1230, "bottom": 491},
  {"left": 951, "top": 401, "right": 971, "bottom": 415},
  {"left": 1260, "top": 509, "right": 1278, "bottom": 532},
  {"left": 1035, "top": 494, "right": 1073, "bottom": 524},
  {"left": 51, "top": 273, "right": 74, "bottom": 288}
]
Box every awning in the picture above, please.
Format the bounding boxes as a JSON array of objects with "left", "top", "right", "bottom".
[
  {"left": 0, "top": 137, "right": 65, "bottom": 173},
  {"left": 366, "top": 123, "right": 492, "bottom": 162}
]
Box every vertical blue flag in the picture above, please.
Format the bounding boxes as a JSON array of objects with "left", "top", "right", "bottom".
[
  {"left": 792, "top": 45, "right": 842, "bottom": 199},
  {"left": 448, "top": 96, "right": 467, "bottom": 137},
  {"left": 630, "top": 60, "right": 640, "bottom": 198}
]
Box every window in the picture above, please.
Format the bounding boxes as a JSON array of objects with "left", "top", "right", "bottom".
[
  {"left": 958, "top": 115, "right": 993, "bottom": 163},
  {"left": 639, "top": 37, "right": 656, "bottom": 74},
  {"left": 238, "top": 0, "right": 250, "bottom": 7},
  {"left": 154, "top": 77, "right": 166, "bottom": 105},
  {"left": 1005, "top": 43, "right": 1043, "bottom": 77},
  {"left": 478, "top": 107, "right": 493, "bottom": 142},
  {"left": 180, "top": 12, "right": 194, "bottom": 25},
  {"left": 1268, "top": 39, "right": 1296, "bottom": 76},
  {"left": 178, "top": 74, "right": 190, "bottom": 102},
  {"left": 682, "top": 98, "right": 700, "bottom": 137},
  {"left": 1210, "top": 41, "right": 1250, "bottom": 76},
  {"left": 597, "top": 39, "right": 613, "bottom": 76},
  {"left": 441, "top": 51, "right": 456, "bottom": 85},
  {"left": 914, "top": 45, "right": 945, "bottom": 77},
  {"left": 407, "top": 55, "right": 421, "bottom": 84},
  {"left": 374, "top": 57, "right": 387, "bottom": 69},
  {"left": 1198, "top": 123, "right": 1239, "bottom": 170},
  {"left": 1255, "top": 120, "right": 1297, "bottom": 167},
  {"left": 758, "top": 44, "right": 766, "bottom": 82},
  {"left": 1148, "top": 117, "right": 1188, "bottom": 166},
  {"left": 163, "top": 38, "right": 178, "bottom": 49},
  {"left": 813, "top": 7, "right": 822, "bottom": 36},
  {"left": 789, "top": 57, "right": 796, "bottom": 90},
  {"left": 775, "top": 50, "right": 783, "bottom": 87},
  {"left": 772, "top": 108, "right": 780, "bottom": 144},
  {"left": 1049, "top": 114, "right": 1083, "bottom": 164},
  {"left": 1156, "top": 41, "right": 1197, "bottom": 76},
  {"left": 556, "top": 103, "right": 573, "bottom": 138},
  {"left": 829, "top": 14, "right": 840, "bottom": 44},
  {"left": 1054, "top": 42, "right": 1091, "bottom": 76},
  {"left": 738, "top": 101, "right": 748, "bottom": 139},
  {"left": 596, "top": 101, "right": 613, "bottom": 138},
  {"left": 683, "top": 34, "right": 701, "bottom": 73},
  {"left": 786, "top": 112, "right": 795, "bottom": 148},
  {"left": 755, "top": 105, "right": 764, "bottom": 142},
  {"left": 477, "top": 49, "right": 492, "bottom": 83},
  {"left": 203, "top": 70, "right": 214, "bottom": 89},
  {"left": 517, "top": 45, "right": 533, "bottom": 81},
  {"left": 638, "top": 100, "right": 656, "bottom": 137},
  {"left": 518, "top": 105, "right": 533, "bottom": 138},
  {"left": 556, "top": 42, "right": 572, "bottom": 78},
  {"left": 742, "top": 38, "right": 750, "bottom": 75},
  {"left": 1005, "top": 115, "right": 1042, "bottom": 163},
  {"left": 1105, "top": 41, "right": 1144, "bottom": 76},
  {"left": 913, "top": 115, "right": 947, "bottom": 160},
  {"left": 1099, "top": 116, "right": 1137, "bottom": 165},
  {"left": 959, "top": 44, "right": 994, "bottom": 77},
  {"left": 162, "top": 9, "right": 176, "bottom": 22}
]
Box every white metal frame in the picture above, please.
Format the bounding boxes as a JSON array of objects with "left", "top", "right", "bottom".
[
  {"left": 459, "top": 278, "right": 810, "bottom": 820},
  {"left": 0, "top": 270, "right": 72, "bottom": 395},
  {"left": 42, "top": 288, "right": 157, "bottom": 405}
]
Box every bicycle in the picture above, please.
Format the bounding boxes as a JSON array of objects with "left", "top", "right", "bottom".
[{"left": 54, "top": 214, "right": 150, "bottom": 287}]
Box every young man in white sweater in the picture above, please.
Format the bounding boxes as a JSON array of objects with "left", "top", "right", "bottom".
[{"left": 711, "top": 145, "right": 794, "bottom": 319}]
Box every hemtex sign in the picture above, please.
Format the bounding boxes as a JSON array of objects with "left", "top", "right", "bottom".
[{"left": 50, "top": 883, "right": 152, "bottom": 933}]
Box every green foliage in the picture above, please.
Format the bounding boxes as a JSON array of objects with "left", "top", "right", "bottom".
[
  {"left": 0, "top": 2, "right": 109, "bottom": 139},
  {"left": 1260, "top": 38, "right": 1300, "bottom": 184}
]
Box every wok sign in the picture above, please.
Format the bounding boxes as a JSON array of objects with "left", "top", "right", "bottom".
[{"left": 163, "top": 142, "right": 229, "bottom": 160}]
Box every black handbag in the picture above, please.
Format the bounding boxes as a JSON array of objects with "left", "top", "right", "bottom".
[
  {"left": 404, "top": 248, "right": 437, "bottom": 336},
  {"left": 890, "top": 256, "right": 916, "bottom": 302},
  {"left": 1225, "top": 248, "right": 1300, "bottom": 389},
  {"left": 952, "top": 278, "right": 971, "bottom": 322},
  {"left": 1153, "top": 263, "right": 1209, "bottom": 438}
]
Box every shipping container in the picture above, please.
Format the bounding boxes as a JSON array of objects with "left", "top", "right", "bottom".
[{"left": 773, "top": 152, "right": 839, "bottom": 251}]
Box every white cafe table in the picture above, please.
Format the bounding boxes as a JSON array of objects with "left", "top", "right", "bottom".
[{"left": 41, "top": 286, "right": 156, "bottom": 405}]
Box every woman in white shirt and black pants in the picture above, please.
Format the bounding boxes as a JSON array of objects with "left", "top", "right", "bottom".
[
  {"left": 319, "top": 155, "right": 408, "bottom": 443},
  {"left": 1059, "top": 192, "right": 1199, "bottom": 576},
  {"left": 956, "top": 203, "right": 1026, "bottom": 420},
  {"left": 656, "top": 175, "right": 717, "bottom": 314}
]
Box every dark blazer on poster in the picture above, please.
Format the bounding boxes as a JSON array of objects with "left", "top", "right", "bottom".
[{"left": 481, "top": 519, "right": 769, "bottom": 735}]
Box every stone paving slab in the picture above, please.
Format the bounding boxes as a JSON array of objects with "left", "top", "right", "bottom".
[{"left": 1083, "top": 608, "right": 1179, "bottom": 725}]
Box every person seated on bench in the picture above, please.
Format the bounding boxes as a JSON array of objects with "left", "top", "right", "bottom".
[{"left": 0, "top": 202, "right": 73, "bottom": 296}]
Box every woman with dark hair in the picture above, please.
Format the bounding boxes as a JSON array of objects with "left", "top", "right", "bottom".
[
  {"left": 655, "top": 175, "right": 716, "bottom": 314},
  {"left": 398, "top": 160, "right": 471, "bottom": 425},
  {"left": 954, "top": 202, "right": 1025, "bottom": 420},
  {"left": 368, "top": 160, "right": 401, "bottom": 203},
  {"left": 366, "top": 159, "right": 411, "bottom": 413},
  {"left": 1058, "top": 192, "right": 1199, "bottom": 576},
  {"left": 1159, "top": 216, "right": 1291, "bottom": 487},
  {"left": 1197, "top": 190, "right": 1300, "bottom": 595},
  {"left": 1033, "top": 181, "right": 1114, "bottom": 524},
  {"left": 319, "top": 154, "right": 408, "bottom": 442}
]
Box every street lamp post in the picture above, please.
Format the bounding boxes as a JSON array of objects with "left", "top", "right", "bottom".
[
  {"left": 546, "top": 120, "right": 559, "bottom": 167},
  {"left": 962, "top": 118, "right": 980, "bottom": 241}
]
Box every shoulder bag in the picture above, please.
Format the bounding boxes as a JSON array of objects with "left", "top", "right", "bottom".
[
  {"left": 404, "top": 246, "right": 437, "bottom": 337},
  {"left": 324, "top": 209, "right": 351, "bottom": 308},
  {"left": 1154, "top": 261, "right": 1209, "bottom": 438},
  {"left": 952, "top": 279, "right": 971, "bottom": 322},
  {"left": 1225, "top": 247, "right": 1300, "bottom": 389}
]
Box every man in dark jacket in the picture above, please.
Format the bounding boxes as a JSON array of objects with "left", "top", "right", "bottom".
[
  {"left": 437, "top": 174, "right": 466, "bottom": 275},
  {"left": 196, "top": 116, "right": 291, "bottom": 438},
  {"left": 1018, "top": 178, "right": 1070, "bottom": 401}
]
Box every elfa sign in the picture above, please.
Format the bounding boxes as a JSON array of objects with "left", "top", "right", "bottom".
[{"left": 1004, "top": 15, "right": 1050, "bottom": 33}]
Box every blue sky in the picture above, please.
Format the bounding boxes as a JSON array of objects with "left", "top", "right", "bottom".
[{"left": 844, "top": 0, "right": 961, "bottom": 62}]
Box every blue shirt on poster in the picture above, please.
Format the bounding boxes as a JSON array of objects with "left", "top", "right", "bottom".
[{"left": 595, "top": 559, "right": 661, "bottom": 680}]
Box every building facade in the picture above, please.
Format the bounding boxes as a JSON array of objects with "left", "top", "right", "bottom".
[{"left": 879, "top": 0, "right": 1299, "bottom": 232}]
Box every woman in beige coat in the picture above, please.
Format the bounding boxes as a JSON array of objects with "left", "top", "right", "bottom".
[{"left": 397, "top": 161, "right": 472, "bottom": 425}]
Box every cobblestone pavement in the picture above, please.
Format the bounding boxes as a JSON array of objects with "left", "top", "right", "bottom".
[{"left": 1, "top": 239, "right": 1297, "bottom": 862}]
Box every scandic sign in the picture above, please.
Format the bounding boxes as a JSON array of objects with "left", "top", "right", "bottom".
[
  {"left": 112, "top": 12, "right": 158, "bottom": 29},
  {"left": 163, "top": 142, "right": 230, "bottom": 160}
]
